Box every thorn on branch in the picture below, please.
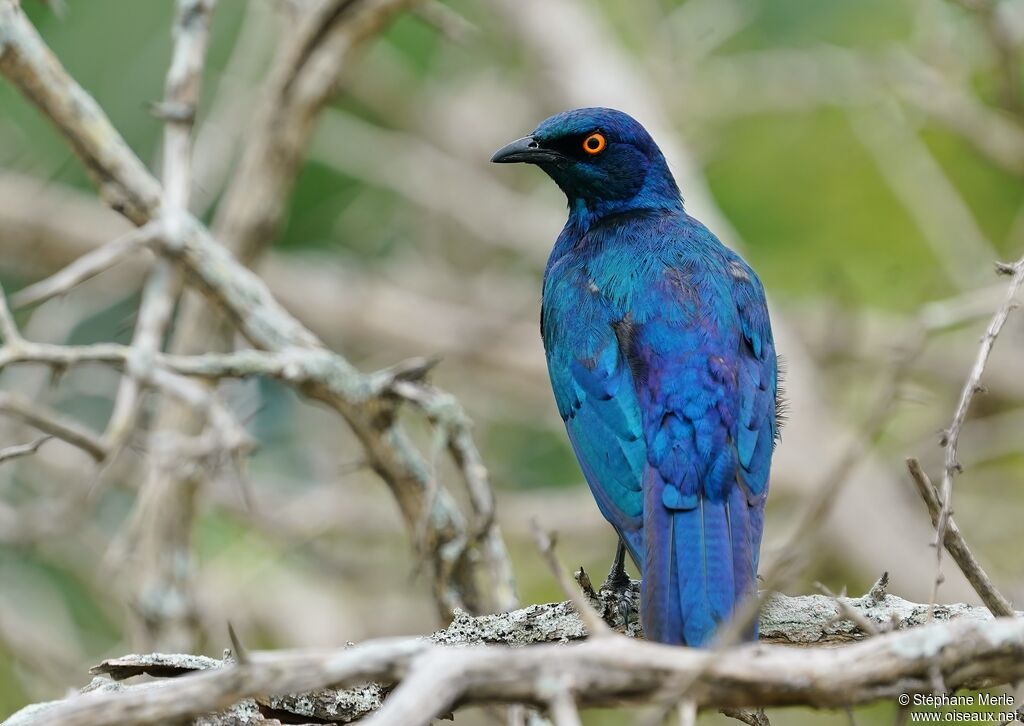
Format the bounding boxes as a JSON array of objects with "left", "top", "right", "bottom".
[
  {"left": 390, "top": 355, "right": 442, "bottom": 383},
  {"left": 867, "top": 572, "right": 889, "bottom": 604},
  {"left": 227, "top": 622, "right": 249, "bottom": 666},
  {"left": 573, "top": 567, "right": 597, "bottom": 600}
]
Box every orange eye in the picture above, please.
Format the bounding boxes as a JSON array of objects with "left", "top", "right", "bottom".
[{"left": 583, "top": 132, "right": 606, "bottom": 155}]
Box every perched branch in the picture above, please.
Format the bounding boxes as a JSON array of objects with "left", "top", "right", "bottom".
[{"left": 4, "top": 586, "right": 1022, "bottom": 726}]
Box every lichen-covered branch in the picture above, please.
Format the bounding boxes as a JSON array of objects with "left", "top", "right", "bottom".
[{"left": 3, "top": 584, "right": 1021, "bottom": 726}]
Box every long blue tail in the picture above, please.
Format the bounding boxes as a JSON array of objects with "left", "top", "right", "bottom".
[{"left": 641, "top": 469, "right": 758, "bottom": 646}]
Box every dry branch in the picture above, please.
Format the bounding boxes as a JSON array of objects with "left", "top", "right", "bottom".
[
  {"left": 132, "top": 0, "right": 435, "bottom": 643},
  {"left": 10, "top": 225, "right": 156, "bottom": 310},
  {"left": 106, "top": 0, "right": 219, "bottom": 650},
  {"left": 0, "top": 391, "right": 106, "bottom": 461},
  {"left": 0, "top": 1, "right": 163, "bottom": 223},
  {"left": 134, "top": 0, "right": 433, "bottom": 642},
  {"left": 934, "top": 255, "right": 1024, "bottom": 604},
  {"left": 0, "top": 435, "right": 50, "bottom": 464},
  {"left": 0, "top": 0, "right": 515, "bottom": 623},
  {"left": 3, "top": 585, "right": 1021, "bottom": 726},
  {"left": 906, "top": 458, "right": 1015, "bottom": 618}
]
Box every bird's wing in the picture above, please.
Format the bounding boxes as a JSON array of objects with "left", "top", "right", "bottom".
[
  {"left": 730, "top": 254, "right": 776, "bottom": 568},
  {"left": 543, "top": 274, "right": 647, "bottom": 568},
  {"left": 635, "top": 246, "right": 777, "bottom": 646}
]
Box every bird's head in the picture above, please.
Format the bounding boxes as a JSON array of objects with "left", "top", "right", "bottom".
[{"left": 491, "top": 107, "right": 681, "bottom": 220}]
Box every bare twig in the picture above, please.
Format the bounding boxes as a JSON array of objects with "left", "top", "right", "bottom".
[
  {"left": 103, "top": 259, "right": 180, "bottom": 451},
  {"left": 0, "top": 342, "right": 247, "bottom": 449},
  {"left": 0, "top": 436, "right": 51, "bottom": 464},
  {"left": 934, "top": 255, "right": 1024, "bottom": 606},
  {"left": 131, "top": 0, "right": 438, "bottom": 641},
  {"left": 101, "top": 5, "right": 219, "bottom": 650},
  {"left": 11, "top": 225, "right": 156, "bottom": 309},
  {"left": 0, "top": 392, "right": 106, "bottom": 461},
  {"left": 906, "top": 458, "right": 1015, "bottom": 618}
]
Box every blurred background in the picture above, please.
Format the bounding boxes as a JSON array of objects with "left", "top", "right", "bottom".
[{"left": 1, "top": 0, "right": 1023, "bottom": 723}]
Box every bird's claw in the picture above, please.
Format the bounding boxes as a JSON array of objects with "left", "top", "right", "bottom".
[{"left": 601, "top": 540, "right": 636, "bottom": 628}]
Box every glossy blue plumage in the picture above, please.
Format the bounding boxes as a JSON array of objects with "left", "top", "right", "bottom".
[{"left": 498, "top": 108, "right": 777, "bottom": 647}]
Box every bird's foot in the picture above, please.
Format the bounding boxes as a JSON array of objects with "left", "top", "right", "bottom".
[{"left": 600, "top": 540, "right": 636, "bottom": 628}]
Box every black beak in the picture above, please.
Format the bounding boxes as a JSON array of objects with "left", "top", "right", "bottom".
[{"left": 490, "top": 136, "right": 562, "bottom": 164}]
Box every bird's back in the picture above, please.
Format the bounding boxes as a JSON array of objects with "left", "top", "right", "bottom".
[{"left": 542, "top": 209, "right": 777, "bottom": 646}]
